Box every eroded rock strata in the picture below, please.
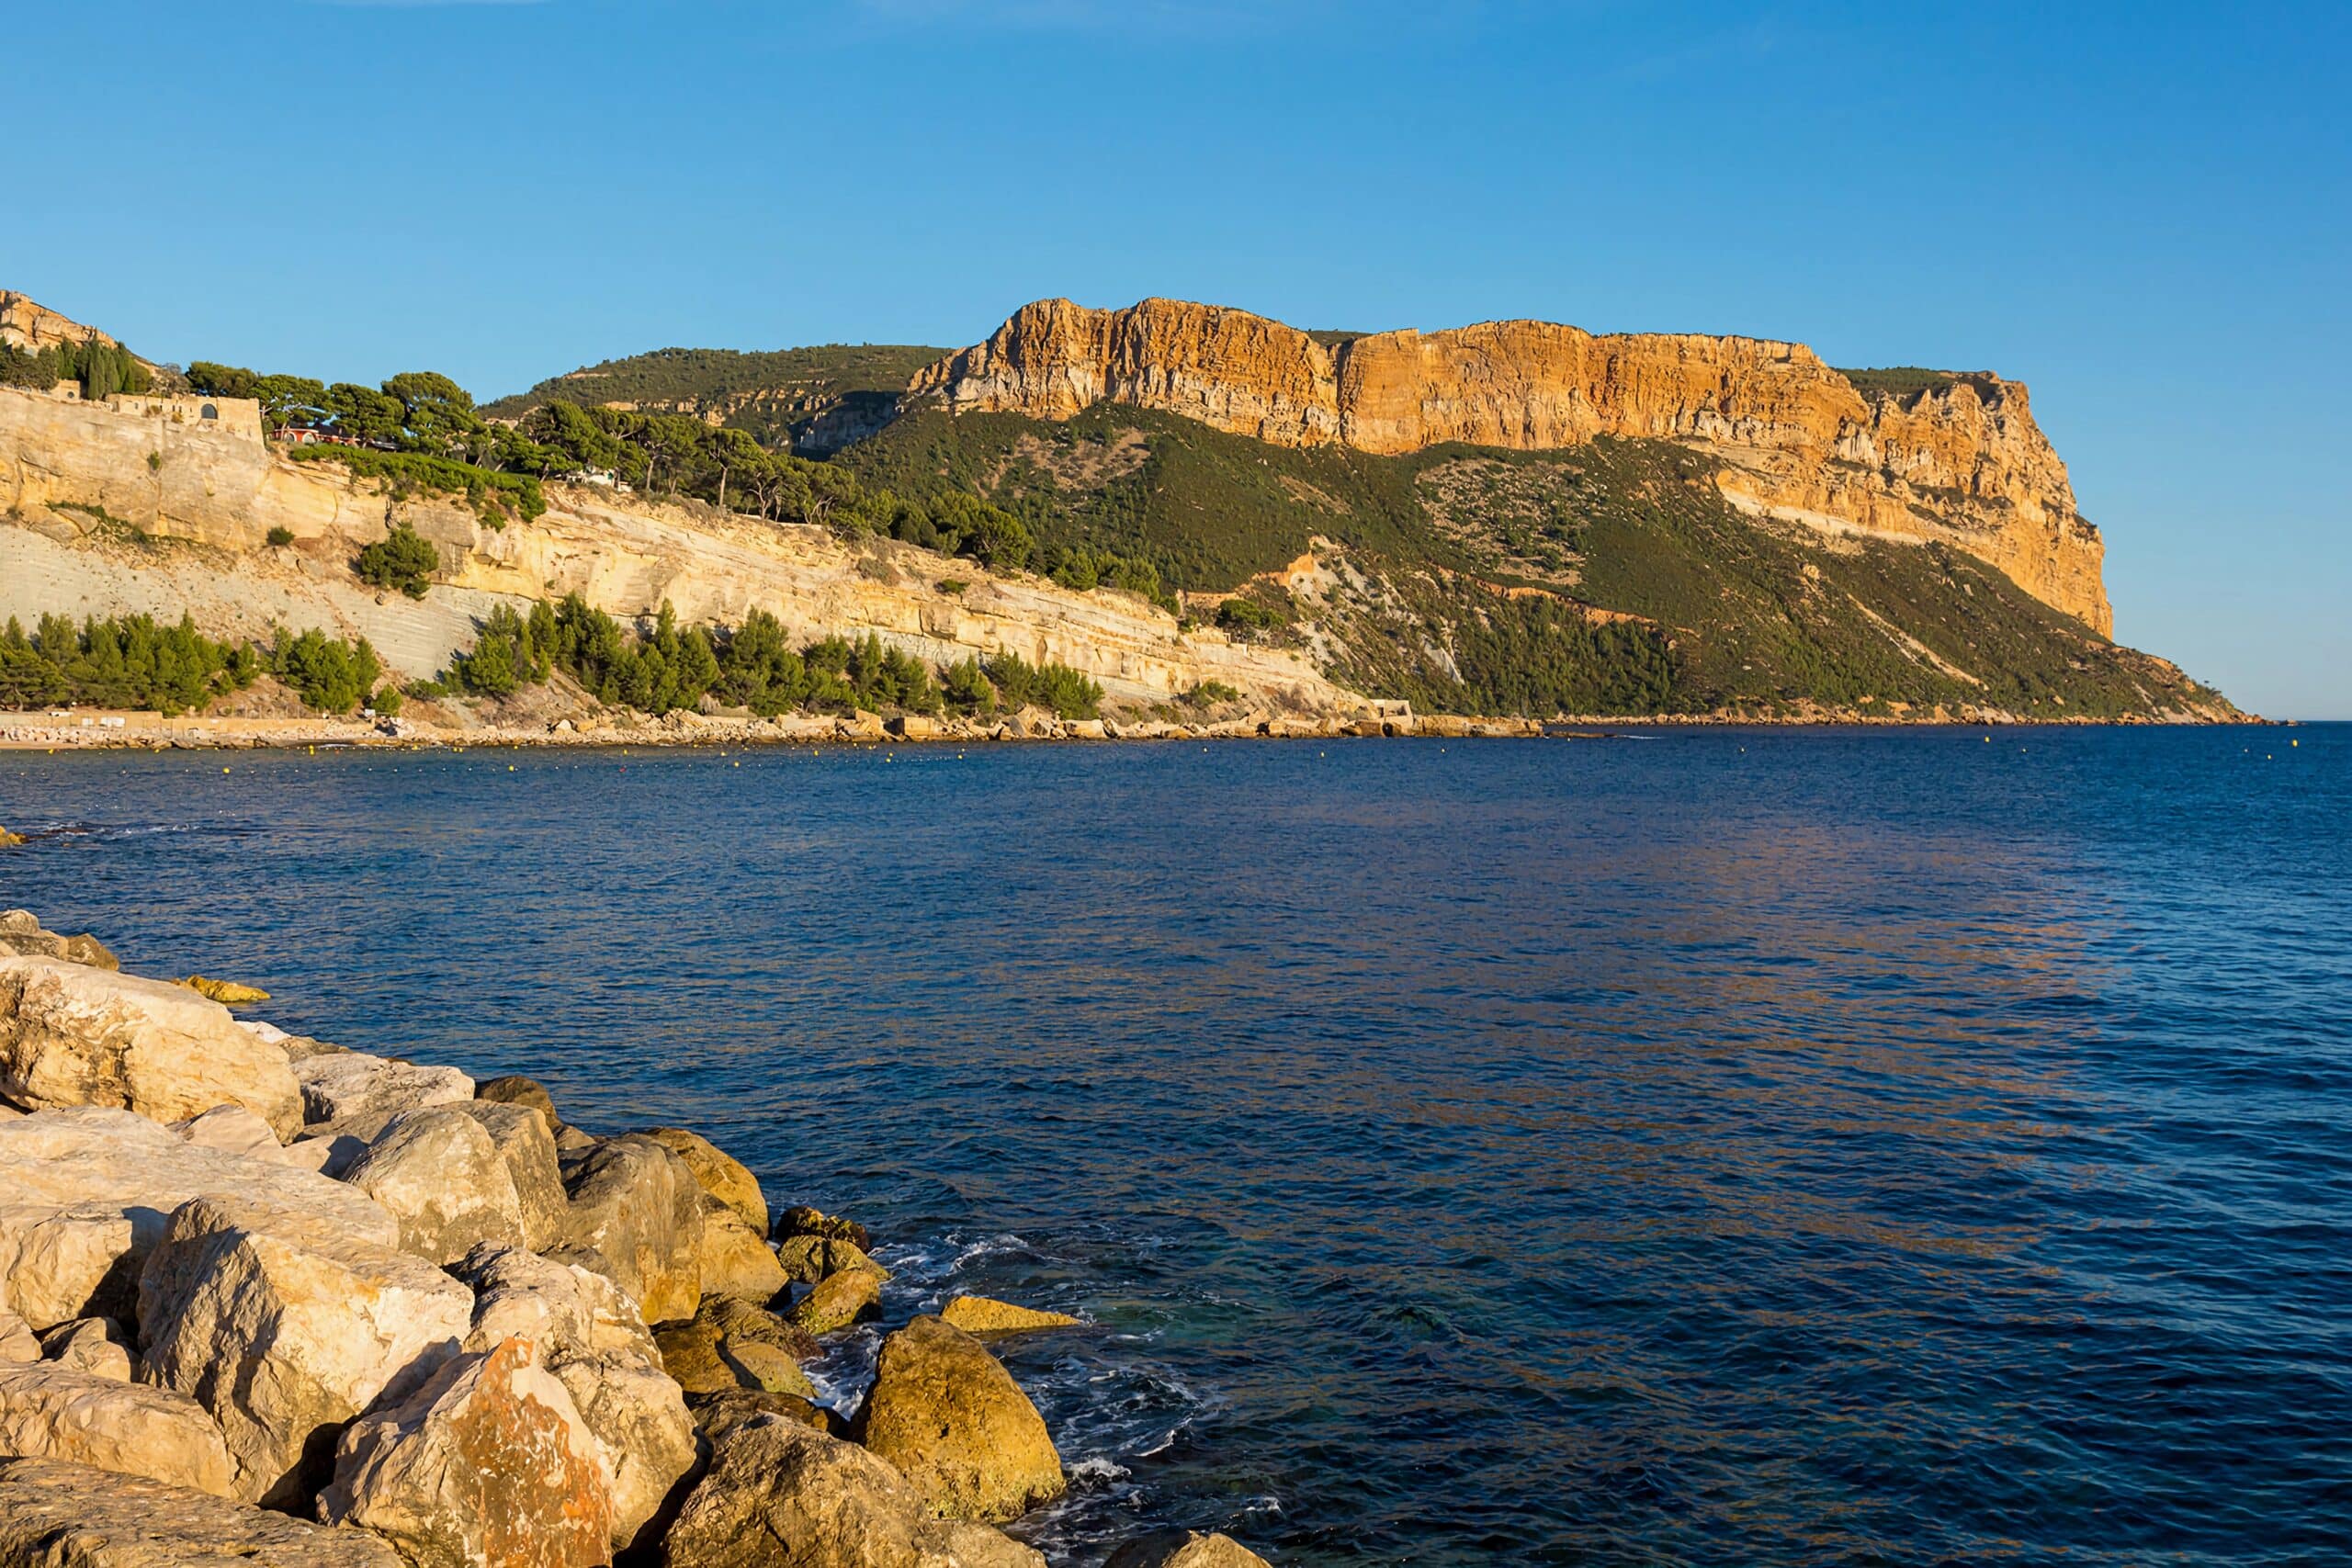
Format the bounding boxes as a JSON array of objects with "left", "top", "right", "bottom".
[
  {"left": 0, "top": 916, "right": 1239, "bottom": 1567},
  {"left": 910, "top": 298, "right": 2111, "bottom": 633}
]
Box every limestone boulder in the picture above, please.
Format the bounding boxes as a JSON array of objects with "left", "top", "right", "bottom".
[
  {"left": 293, "top": 1051, "right": 471, "bottom": 1137},
  {"left": 687, "top": 1388, "right": 843, "bottom": 1442},
  {"left": 660, "top": 1416, "right": 1046, "bottom": 1568},
  {"left": 0, "top": 1361, "right": 235, "bottom": 1495},
  {"left": 0, "top": 1308, "right": 36, "bottom": 1363},
  {"left": 656, "top": 1296, "right": 818, "bottom": 1399},
  {"left": 787, "top": 1266, "right": 882, "bottom": 1337},
  {"left": 319, "top": 1337, "right": 615, "bottom": 1568},
  {"left": 0, "top": 958, "right": 301, "bottom": 1136},
  {"left": 550, "top": 1134, "right": 705, "bottom": 1325},
  {"left": 938, "top": 1297, "right": 1080, "bottom": 1337},
  {"left": 450, "top": 1102, "right": 566, "bottom": 1250},
  {"left": 1104, "top": 1532, "right": 1275, "bottom": 1568},
  {"left": 137, "top": 1194, "right": 471, "bottom": 1506},
  {"left": 337, "top": 1108, "right": 526, "bottom": 1266},
  {"left": 474, "top": 1074, "right": 560, "bottom": 1125},
  {"left": 172, "top": 1102, "right": 286, "bottom": 1161},
  {"left": 38, "top": 1317, "right": 131, "bottom": 1380},
  {"left": 455, "top": 1245, "right": 695, "bottom": 1552},
  {"left": 0, "top": 911, "right": 118, "bottom": 971},
  {"left": 0, "top": 1456, "right": 401, "bottom": 1568},
  {"left": 853, "top": 1315, "right": 1065, "bottom": 1523},
  {"left": 643, "top": 1126, "right": 767, "bottom": 1232},
  {"left": 0, "top": 1108, "right": 397, "bottom": 1330},
  {"left": 775, "top": 1234, "right": 889, "bottom": 1285},
  {"left": 699, "top": 1193, "right": 789, "bottom": 1303},
  {"left": 775, "top": 1205, "right": 872, "bottom": 1251}
]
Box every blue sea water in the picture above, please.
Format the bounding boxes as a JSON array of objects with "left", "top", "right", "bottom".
[{"left": 2, "top": 727, "right": 2346, "bottom": 1566}]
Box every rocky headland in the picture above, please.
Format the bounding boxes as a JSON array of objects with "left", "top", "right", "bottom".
[{"left": 0, "top": 908, "right": 1274, "bottom": 1568}]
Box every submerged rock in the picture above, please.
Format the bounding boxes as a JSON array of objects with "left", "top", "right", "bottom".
[
  {"left": 786, "top": 1265, "right": 882, "bottom": 1337},
  {"left": 0, "top": 1361, "right": 235, "bottom": 1495},
  {"left": 551, "top": 1134, "right": 706, "bottom": 1326},
  {"left": 338, "top": 1107, "right": 526, "bottom": 1266},
  {"left": 318, "top": 1337, "right": 616, "bottom": 1568},
  {"left": 136, "top": 1193, "right": 472, "bottom": 1506},
  {"left": 0, "top": 1456, "right": 401, "bottom": 1568},
  {"left": 178, "top": 976, "right": 271, "bottom": 1005},
  {"left": 659, "top": 1416, "right": 1045, "bottom": 1568},
  {"left": 645, "top": 1125, "right": 768, "bottom": 1233},
  {"left": 456, "top": 1244, "right": 695, "bottom": 1552},
  {"left": 937, "top": 1297, "right": 1081, "bottom": 1337},
  {"left": 0, "top": 958, "right": 301, "bottom": 1135},
  {"left": 1104, "top": 1531, "right": 1275, "bottom": 1568},
  {"left": 853, "top": 1314, "right": 1065, "bottom": 1523}
]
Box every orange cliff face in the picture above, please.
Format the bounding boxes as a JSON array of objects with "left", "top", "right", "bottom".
[{"left": 910, "top": 299, "right": 2113, "bottom": 636}]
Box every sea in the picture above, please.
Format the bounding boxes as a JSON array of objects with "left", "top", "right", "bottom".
[{"left": 2, "top": 726, "right": 2345, "bottom": 1566}]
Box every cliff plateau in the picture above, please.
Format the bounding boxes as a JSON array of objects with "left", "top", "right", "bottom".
[{"left": 909, "top": 299, "right": 2110, "bottom": 635}]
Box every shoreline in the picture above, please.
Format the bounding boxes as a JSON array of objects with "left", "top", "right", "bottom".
[
  {"left": 0, "top": 908, "right": 1261, "bottom": 1567},
  {"left": 0, "top": 707, "right": 2271, "bottom": 753}
]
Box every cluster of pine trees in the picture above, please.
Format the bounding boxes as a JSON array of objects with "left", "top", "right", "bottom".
[
  {"left": 0, "top": 615, "right": 385, "bottom": 716},
  {"left": 434, "top": 597, "right": 1103, "bottom": 720},
  {"left": 0, "top": 339, "right": 154, "bottom": 400}
]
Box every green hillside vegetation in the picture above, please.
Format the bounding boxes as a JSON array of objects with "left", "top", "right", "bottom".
[
  {"left": 1, "top": 339, "right": 154, "bottom": 400},
  {"left": 834, "top": 404, "right": 2231, "bottom": 720},
  {"left": 1835, "top": 367, "right": 2006, "bottom": 404},
  {"left": 0, "top": 614, "right": 387, "bottom": 716},
  {"left": 481, "top": 344, "right": 945, "bottom": 449},
  {"left": 428, "top": 597, "right": 1102, "bottom": 721}
]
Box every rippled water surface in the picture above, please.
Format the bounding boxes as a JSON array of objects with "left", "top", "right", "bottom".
[{"left": 4, "top": 728, "right": 2347, "bottom": 1565}]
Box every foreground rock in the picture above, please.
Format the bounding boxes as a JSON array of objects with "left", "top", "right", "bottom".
[
  {"left": 0, "top": 1456, "right": 401, "bottom": 1568},
  {"left": 0, "top": 958, "right": 300, "bottom": 1134},
  {"left": 786, "top": 1265, "right": 882, "bottom": 1337},
  {"left": 338, "top": 1108, "right": 526, "bottom": 1265},
  {"left": 0, "top": 1107, "right": 396, "bottom": 1329},
  {"left": 172, "top": 1102, "right": 288, "bottom": 1161},
  {"left": 1104, "top": 1532, "right": 1275, "bottom": 1568},
  {"left": 661, "top": 1416, "right": 1045, "bottom": 1568},
  {"left": 699, "top": 1193, "right": 790, "bottom": 1303},
  {"left": 318, "top": 1337, "right": 616, "bottom": 1568},
  {"left": 138, "top": 1194, "right": 472, "bottom": 1506},
  {"left": 937, "top": 1297, "right": 1080, "bottom": 1337},
  {"left": 293, "top": 1051, "right": 472, "bottom": 1138},
  {"left": 0, "top": 1361, "right": 234, "bottom": 1495},
  {"left": 451, "top": 1102, "right": 567, "bottom": 1251},
  {"left": 0, "top": 1308, "right": 36, "bottom": 1363},
  {"left": 552, "top": 1134, "right": 706, "bottom": 1325},
  {"left": 645, "top": 1125, "right": 768, "bottom": 1231},
  {"left": 0, "top": 910, "right": 117, "bottom": 970},
  {"left": 457, "top": 1245, "right": 695, "bottom": 1551},
  {"left": 853, "top": 1315, "right": 1065, "bottom": 1523},
  {"left": 37, "top": 1316, "right": 131, "bottom": 1380},
  {"left": 656, "top": 1295, "right": 818, "bottom": 1399}
]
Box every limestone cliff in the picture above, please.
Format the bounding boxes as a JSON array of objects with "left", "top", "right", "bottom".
[
  {"left": 910, "top": 299, "right": 2112, "bottom": 635},
  {"left": 0, "top": 292, "right": 119, "bottom": 356},
  {"left": 0, "top": 386, "right": 1345, "bottom": 710}
]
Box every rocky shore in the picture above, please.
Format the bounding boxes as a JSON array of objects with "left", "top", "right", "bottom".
[{"left": 0, "top": 909, "right": 1272, "bottom": 1568}]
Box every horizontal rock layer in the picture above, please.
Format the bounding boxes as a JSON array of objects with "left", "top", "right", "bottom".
[{"left": 909, "top": 298, "right": 2112, "bottom": 633}]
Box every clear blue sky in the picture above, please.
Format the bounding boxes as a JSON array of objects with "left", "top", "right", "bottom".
[{"left": 7, "top": 2, "right": 2346, "bottom": 716}]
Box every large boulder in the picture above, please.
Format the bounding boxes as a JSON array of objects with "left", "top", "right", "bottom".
[
  {"left": 1104, "top": 1533, "right": 1274, "bottom": 1568},
  {"left": 775, "top": 1234, "right": 888, "bottom": 1286},
  {"left": 0, "top": 1108, "right": 398, "bottom": 1330},
  {"left": 937, "top": 1297, "right": 1080, "bottom": 1337},
  {"left": 0, "top": 1457, "right": 401, "bottom": 1568},
  {"left": 37, "top": 1317, "right": 131, "bottom": 1381},
  {"left": 137, "top": 1194, "right": 472, "bottom": 1506},
  {"left": 293, "top": 1051, "right": 472, "bottom": 1138},
  {"left": 853, "top": 1315, "right": 1065, "bottom": 1523},
  {"left": 550, "top": 1134, "right": 705, "bottom": 1325},
  {"left": 643, "top": 1127, "right": 767, "bottom": 1233},
  {"left": 318, "top": 1337, "right": 616, "bottom": 1568},
  {"left": 787, "top": 1266, "right": 882, "bottom": 1337},
  {"left": 456, "top": 1245, "right": 696, "bottom": 1552},
  {"left": 338, "top": 1108, "right": 526, "bottom": 1266},
  {"left": 450, "top": 1102, "right": 567, "bottom": 1251},
  {"left": 0, "top": 959, "right": 301, "bottom": 1136},
  {"left": 659, "top": 1416, "right": 1046, "bottom": 1568},
  {"left": 0, "top": 911, "right": 118, "bottom": 971},
  {"left": 699, "top": 1194, "right": 789, "bottom": 1303},
  {"left": 172, "top": 1103, "right": 288, "bottom": 1161},
  {"left": 0, "top": 1362, "right": 235, "bottom": 1495}
]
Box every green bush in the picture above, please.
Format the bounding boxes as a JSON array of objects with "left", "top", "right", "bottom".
[
  {"left": 268, "top": 628, "right": 382, "bottom": 714},
  {"left": 265, "top": 525, "right": 295, "bottom": 547},
  {"left": 987, "top": 651, "right": 1102, "bottom": 718},
  {"left": 354, "top": 524, "right": 440, "bottom": 599},
  {"left": 940, "top": 658, "right": 996, "bottom": 715}
]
